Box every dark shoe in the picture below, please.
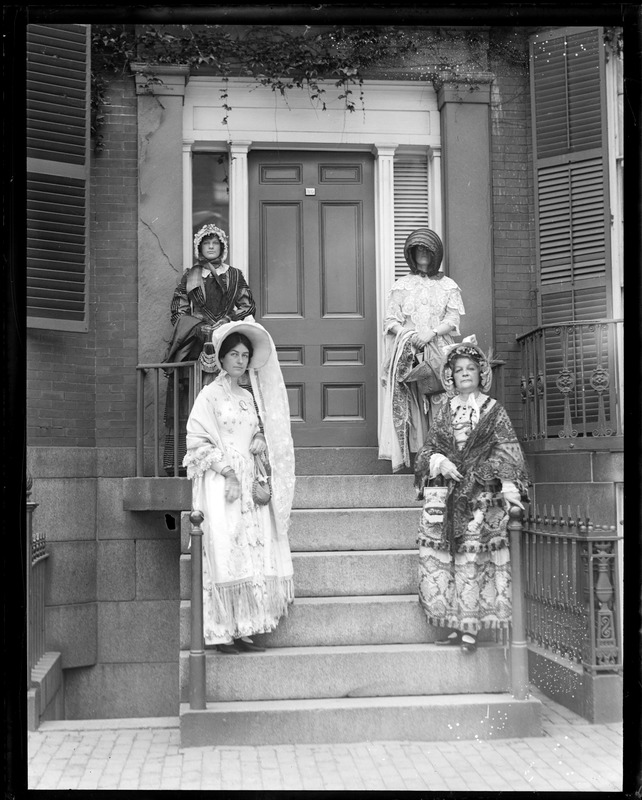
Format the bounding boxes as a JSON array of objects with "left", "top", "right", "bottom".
[
  {"left": 460, "top": 633, "right": 478, "bottom": 653},
  {"left": 235, "top": 638, "right": 265, "bottom": 653},
  {"left": 435, "top": 631, "right": 462, "bottom": 646},
  {"left": 217, "top": 643, "right": 240, "bottom": 655}
]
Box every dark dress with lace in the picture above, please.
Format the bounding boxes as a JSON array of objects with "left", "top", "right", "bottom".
[{"left": 414, "top": 396, "right": 529, "bottom": 634}]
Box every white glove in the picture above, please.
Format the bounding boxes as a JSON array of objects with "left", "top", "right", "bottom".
[
  {"left": 502, "top": 490, "right": 524, "bottom": 510},
  {"left": 439, "top": 458, "right": 463, "bottom": 482}
]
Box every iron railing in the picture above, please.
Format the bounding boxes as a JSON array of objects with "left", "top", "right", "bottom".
[
  {"left": 135, "top": 360, "right": 204, "bottom": 477},
  {"left": 522, "top": 506, "right": 622, "bottom": 674},
  {"left": 26, "top": 475, "right": 48, "bottom": 688},
  {"left": 516, "top": 319, "right": 623, "bottom": 440}
]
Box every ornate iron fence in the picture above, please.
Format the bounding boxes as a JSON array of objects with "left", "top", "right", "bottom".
[
  {"left": 516, "top": 319, "right": 623, "bottom": 440},
  {"left": 522, "top": 506, "right": 622, "bottom": 674}
]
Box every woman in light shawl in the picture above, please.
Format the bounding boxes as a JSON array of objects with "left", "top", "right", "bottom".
[
  {"left": 183, "top": 320, "right": 295, "bottom": 654},
  {"left": 378, "top": 228, "right": 465, "bottom": 472},
  {"left": 414, "top": 342, "right": 529, "bottom": 653}
]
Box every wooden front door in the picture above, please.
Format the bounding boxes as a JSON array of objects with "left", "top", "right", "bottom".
[{"left": 248, "top": 150, "right": 377, "bottom": 446}]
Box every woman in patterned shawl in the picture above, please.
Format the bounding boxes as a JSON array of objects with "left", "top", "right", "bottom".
[
  {"left": 162, "top": 225, "right": 256, "bottom": 474},
  {"left": 414, "top": 342, "right": 530, "bottom": 653},
  {"left": 183, "top": 320, "right": 295, "bottom": 654},
  {"left": 378, "top": 228, "right": 465, "bottom": 472}
]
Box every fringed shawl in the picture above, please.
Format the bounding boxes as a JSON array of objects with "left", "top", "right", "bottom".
[{"left": 415, "top": 399, "right": 530, "bottom": 552}]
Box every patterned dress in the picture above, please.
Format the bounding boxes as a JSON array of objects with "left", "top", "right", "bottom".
[
  {"left": 414, "top": 395, "right": 529, "bottom": 633},
  {"left": 183, "top": 372, "right": 294, "bottom": 645}
]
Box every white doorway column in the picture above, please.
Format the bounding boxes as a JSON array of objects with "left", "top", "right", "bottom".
[
  {"left": 229, "top": 141, "right": 251, "bottom": 278},
  {"left": 373, "top": 143, "right": 398, "bottom": 432},
  {"left": 182, "top": 143, "right": 193, "bottom": 271},
  {"left": 428, "top": 145, "right": 443, "bottom": 243}
]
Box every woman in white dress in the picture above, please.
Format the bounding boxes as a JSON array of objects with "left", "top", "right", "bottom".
[
  {"left": 183, "top": 320, "right": 295, "bottom": 654},
  {"left": 379, "top": 228, "right": 465, "bottom": 472}
]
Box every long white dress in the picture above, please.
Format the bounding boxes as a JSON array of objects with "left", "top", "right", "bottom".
[
  {"left": 379, "top": 273, "right": 465, "bottom": 472},
  {"left": 183, "top": 368, "right": 294, "bottom": 645}
]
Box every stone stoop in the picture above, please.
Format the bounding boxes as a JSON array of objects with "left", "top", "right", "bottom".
[{"left": 178, "top": 448, "right": 542, "bottom": 745}]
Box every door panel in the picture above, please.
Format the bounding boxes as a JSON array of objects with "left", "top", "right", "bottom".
[{"left": 249, "top": 150, "right": 377, "bottom": 446}]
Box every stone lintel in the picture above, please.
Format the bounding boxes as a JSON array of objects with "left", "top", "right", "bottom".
[{"left": 131, "top": 62, "right": 190, "bottom": 96}]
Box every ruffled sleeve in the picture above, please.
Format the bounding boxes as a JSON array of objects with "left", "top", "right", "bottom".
[
  {"left": 441, "top": 280, "right": 465, "bottom": 335},
  {"left": 182, "top": 382, "right": 227, "bottom": 478}
]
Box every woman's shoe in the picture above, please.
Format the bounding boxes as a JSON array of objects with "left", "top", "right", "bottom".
[
  {"left": 217, "top": 643, "right": 240, "bottom": 655},
  {"left": 235, "top": 638, "right": 265, "bottom": 653},
  {"left": 460, "top": 633, "right": 477, "bottom": 653},
  {"left": 435, "top": 631, "right": 462, "bottom": 646}
]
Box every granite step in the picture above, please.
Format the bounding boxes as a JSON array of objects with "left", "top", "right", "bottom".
[
  {"left": 180, "top": 693, "right": 543, "bottom": 746},
  {"left": 293, "top": 447, "right": 412, "bottom": 475},
  {"left": 180, "top": 507, "right": 420, "bottom": 554},
  {"left": 293, "top": 474, "right": 418, "bottom": 509},
  {"left": 178, "top": 595, "right": 502, "bottom": 650},
  {"left": 180, "top": 549, "right": 419, "bottom": 600},
  {"left": 178, "top": 642, "right": 511, "bottom": 703}
]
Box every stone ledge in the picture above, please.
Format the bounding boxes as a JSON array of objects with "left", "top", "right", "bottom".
[{"left": 28, "top": 652, "right": 63, "bottom": 730}]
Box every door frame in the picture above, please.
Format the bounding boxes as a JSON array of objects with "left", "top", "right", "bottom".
[{"left": 182, "top": 78, "right": 442, "bottom": 432}]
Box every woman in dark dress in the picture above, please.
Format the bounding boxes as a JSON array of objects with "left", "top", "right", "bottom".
[{"left": 162, "top": 225, "right": 256, "bottom": 474}]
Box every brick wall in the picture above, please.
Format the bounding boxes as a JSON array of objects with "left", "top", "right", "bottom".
[
  {"left": 93, "top": 78, "right": 140, "bottom": 447},
  {"left": 488, "top": 29, "right": 537, "bottom": 438},
  {"left": 27, "top": 76, "right": 139, "bottom": 448}
]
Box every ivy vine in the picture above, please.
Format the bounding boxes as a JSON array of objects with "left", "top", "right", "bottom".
[{"left": 91, "top": 24, "right": 529, "bottom": 151}]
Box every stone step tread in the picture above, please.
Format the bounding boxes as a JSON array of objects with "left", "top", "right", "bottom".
[
  {"left": 179, "top": 642, "right": 510, "bottom": 702},
  {"left": 179, "top": 694, "right": 543, "bottom": 745},
  {"left": 180, "top": 550, "right": 421, "bottom": 598},
  {"left": 185, "top": 692, "right": 529, "bottom": 712}
]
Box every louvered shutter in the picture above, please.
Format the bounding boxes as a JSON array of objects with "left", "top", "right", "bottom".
[
  {"left": 530, "top": 27, "right": 613, "bottom": 434},
  {"left": 27, "top": 23, "right": 90, "bottom": 331},
  {"left": 393, "top": 154, "right": 430, "bottom": 279}
]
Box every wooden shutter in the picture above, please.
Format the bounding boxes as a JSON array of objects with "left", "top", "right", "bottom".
[
  {"left": 530, "top": 27, "right": 614, "bottom": 434},
  {"left": 27, "top": 23, "right": 90, "bottom": 331},
  {"left": 393, "top": 153, "right": 430, "bottom": 280}
]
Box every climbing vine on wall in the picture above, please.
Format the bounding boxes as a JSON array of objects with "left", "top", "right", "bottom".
[{"left": 91, "top": 23, "right": 529, "bottom": 150}]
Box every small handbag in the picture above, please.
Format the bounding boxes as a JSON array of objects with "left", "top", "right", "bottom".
[
  {"left": 404, "top": 340, "right": 445, "bottom": 396},
  {"left": 252, "top": 454, "right": 272, "bottom": 505}
]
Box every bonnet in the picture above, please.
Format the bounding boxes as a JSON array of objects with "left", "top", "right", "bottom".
[
  {"left": 403, "top": 228, "right": 444, "bottom": 274},
  {"left": 193, "top": 224, "right": 229, "bottom": 263},
  {"left": 210, "top": 320, "right": 271, "bottom": 371},
  {"left": 440, "top": 338, "right": 493, "bottom": 397}
]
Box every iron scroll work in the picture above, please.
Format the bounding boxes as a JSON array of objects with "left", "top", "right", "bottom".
[{"left": 522, "top": 505, "right": 622, "bottom": 674}]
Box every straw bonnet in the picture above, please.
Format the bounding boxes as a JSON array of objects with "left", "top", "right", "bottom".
[{"left": 211, "top": 320, "right": 272, "bottom": 370}]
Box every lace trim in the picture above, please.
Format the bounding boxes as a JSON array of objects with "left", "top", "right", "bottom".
[
  {"left": 182, "top": 444, "right": 224, "bottom": 480},
  {"left": 203, "top": 575, "right": 294, "bottom": 642}
]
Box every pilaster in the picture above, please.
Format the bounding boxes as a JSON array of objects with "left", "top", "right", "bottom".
[
  {"left": 437, "top": 73, "right": 494, "bottom": 352},
  {"left": 373, "top": 144, "right": 397, "bottom": 432},
  {"left": 229, "top": 142, "right": 251, "bottom": 278},
  {"left": 132, "top": 63, "right": 189, "bottom": 364}
]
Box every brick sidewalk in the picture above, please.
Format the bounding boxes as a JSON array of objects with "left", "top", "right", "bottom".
[{"left": 28, "top": 688, "right": 623, "bottom": 792}]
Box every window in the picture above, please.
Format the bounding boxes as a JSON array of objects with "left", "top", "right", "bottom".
[
  {"left": 393, "top": 152, "right": 430, "bottom": 280},
  {"left": 530, "top": 27, "right": 615, "bottom": 433},
  {"left": 27, "top": 23, "right": 90, "bottom": 331},
  {"left": 191, "top": 152, "right": 229, "bottom": 239}
]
